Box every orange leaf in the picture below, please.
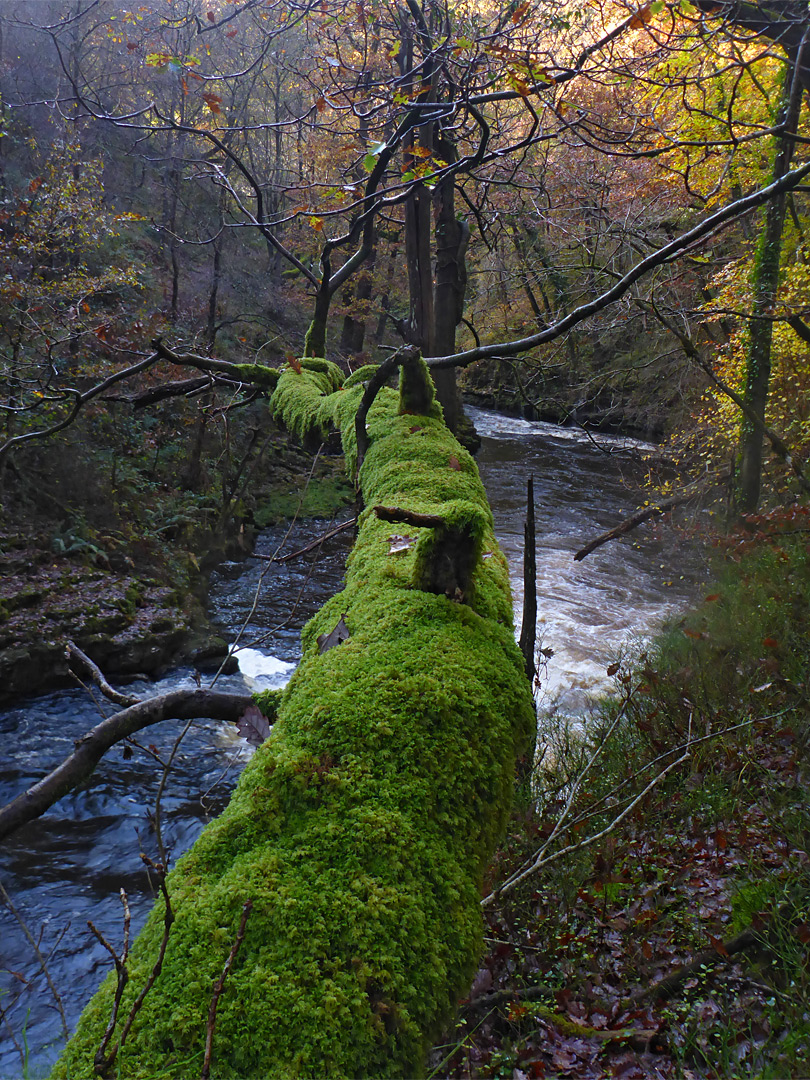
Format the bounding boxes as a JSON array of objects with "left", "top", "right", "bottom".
[
  {"left": 683, "top": 628, "right": 704, "bottom": 640},
  {"left": 705, "top": 593, "right": 720, "bottom": 602},
  {"left": 410, "top": 145, "right": 432, "bottom": 158},
  {"left": 762, "top": 636, "right": 779, "bottom": 648},
  {"left": 202, "top": 92, "right": 222, "bottom": 114},
  {"left": 709, "top": 935, "right": 729, "bottom": 958},
  {"left": 226, "top": 29, "right": 237, "bottom": 37},
  {"left": 628, "top": 4, "right": 653, "bottom": 29},
  {"left": 511, "top": 1, "right": 529, "bottom": 22}
]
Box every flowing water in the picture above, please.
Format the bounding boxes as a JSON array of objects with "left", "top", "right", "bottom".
[{"left": 0, "top": 409, "right": 706, "bottom": 1076}]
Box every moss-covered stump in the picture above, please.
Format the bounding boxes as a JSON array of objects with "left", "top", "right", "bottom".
[{"left": 55, "top": 358, "right": 534, "bottom": 1079}]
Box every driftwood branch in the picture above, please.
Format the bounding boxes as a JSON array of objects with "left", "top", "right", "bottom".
[
  {"left": 201, "top": 899, "right": 254, "bottom": 1080},
  {"left": 373, "top": 505, "right": 445, "bottom": 528},
  {"left": 573, "top": 492, "right": 698, "bottom": 561},
  {"left": 96, "top": 861, "right": 175, "bottom": 1076},
  {"left": 0, "top": 690, "right": 255, "bottom": 844}
]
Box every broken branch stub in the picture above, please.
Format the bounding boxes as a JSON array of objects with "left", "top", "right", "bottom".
[{"left": 374, "top": 503, "right": 486, "bottom": 602}]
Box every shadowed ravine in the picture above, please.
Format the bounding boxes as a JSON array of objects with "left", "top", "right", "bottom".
[{"left": 0, "top": 409, "right": 702, "bottom": 1077}]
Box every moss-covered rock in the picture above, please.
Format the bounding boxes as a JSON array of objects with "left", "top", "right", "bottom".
[{"left": 54, "top": 359, "right": 534, "bottom": 1079}]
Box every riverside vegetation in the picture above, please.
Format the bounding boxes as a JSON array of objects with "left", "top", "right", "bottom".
[{"left": 433, "top": 508, "right": 810, "bottom": 1079}]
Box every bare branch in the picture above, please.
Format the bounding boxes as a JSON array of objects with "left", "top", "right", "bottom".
[
  {"left": 426, "top": 160, "right": 810, "bottom": 368},
  {"left": 0, "top": 690, "right": 255, "bottom": 844}
]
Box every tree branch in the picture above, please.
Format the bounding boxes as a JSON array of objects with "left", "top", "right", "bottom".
[
  {"left": 425, "top": 160, "right": 810, "bottom": 368},
  {"left": 0, "top": 690, "right": 255, "bottom": 844},
  {"left": 0, "top": 353, "right": 160, "bottom": 468},
  {"left": 373, "top": 505, "right": 445, "bottom": 528}
]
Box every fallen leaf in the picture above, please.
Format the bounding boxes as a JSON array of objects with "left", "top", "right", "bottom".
[
  {"left": 388, "top": 534, "right": 416, "bottom": 554},
  {"left": 448, "top": 454, "right": 461, "bottom": 471},
  {"left": 236, "top": 704, "right": 272, "bottom": 747},
  {"left": 318, "top": 613, "right": 350, "bottom": 653}
]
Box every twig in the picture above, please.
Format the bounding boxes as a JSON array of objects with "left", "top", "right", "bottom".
[
  {"left": 0, "top": 689, "right": 255, "bottom": 843},
  {"left": 482, "top": 707, "right": 692, "bottom": 908},
  {"left": 153, "top": 717, "right": 195, "bottom": 866},
  {"left": 0, "top": 877, "right": 69, "bottom": 1039},
  {"left": 95, "top": 862, "right": 175, "bottom": 1075},
  {"left": 66, "top": 641, "right": 140, "bottom": 707},
  {"left": 89, "top": 889, "right": 131, "bottom": 1070},
  {"left": 252, "top": 516, "right": 357, "bottom": 562},
  {"left": 486, "top": 691, "right": 637, "bottom": 906},
  {"left": 210, "top": 444, "right": 325, "bottom": 685},
  {"left": 200, "top": 900, "right": 253, "bottom": 1080}
]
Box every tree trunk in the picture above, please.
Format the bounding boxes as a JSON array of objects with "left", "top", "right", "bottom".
[
  {"left": 432, "top": 145, "right": 466, "bottom": 433},
  {"left": 737, "top": 60, "right": 801, "bottom": 511},
  {"left": 55, "top": 358, "right": 534, "bottom": 1080}
]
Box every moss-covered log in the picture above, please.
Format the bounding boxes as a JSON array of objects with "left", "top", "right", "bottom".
[{"left": 55, "top": 357, "right": 534, "bottom": 1079}]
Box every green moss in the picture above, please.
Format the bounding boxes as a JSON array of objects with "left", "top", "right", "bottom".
[
  {"left": 230, "top": 362, "right": 282, "bottom": 390},
  {"left": 252, "top": 688, "right": 285, "bottom": 722},
  {"left": 398, "top": 354, "right": 443, "bottom": 422},
  {"left": 343, "top": 364, "right": 381, "bottom": 389},
  {"left": 253, "top": 476, "right": 355, "bottom": 527},
  {"left": 55, "top": 360, "right": 534, "bottom": 1080}
]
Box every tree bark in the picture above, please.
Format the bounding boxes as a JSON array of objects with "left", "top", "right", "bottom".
[{"left": 737, "top": 58, "right": 802, "bottom": 510}]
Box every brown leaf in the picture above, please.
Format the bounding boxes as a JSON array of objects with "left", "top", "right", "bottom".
[
  {"left": 448, "top": 454, "right": 461, "bottom": 471},
  {"left": 236, "top": 704, "right": 272, "bottom": 747},
  {"left": 317, "top": 614, "right": 350, "bottom": 653},
  {"left": 607, "top": 662, "right": 620, "bottom": 677}
]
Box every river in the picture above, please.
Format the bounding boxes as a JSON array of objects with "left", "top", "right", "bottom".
[{"left": 0, "top": 409, "right": 705, "bottom": 1077}]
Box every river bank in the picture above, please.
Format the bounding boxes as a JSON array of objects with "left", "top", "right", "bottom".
[{"left": 0, "top": 418, "right": 354, "bottom": 704}]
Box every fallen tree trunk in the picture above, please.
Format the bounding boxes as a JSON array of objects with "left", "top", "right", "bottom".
[{"left": 55, "top": 355, "right": 534, "bottom": 1079}]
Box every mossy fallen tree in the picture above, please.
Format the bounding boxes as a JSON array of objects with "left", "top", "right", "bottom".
[{"left": 55, "top": 355, "right": 534, "bottom": 1079}]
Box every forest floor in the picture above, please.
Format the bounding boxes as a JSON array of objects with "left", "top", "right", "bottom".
[{"left": 431, "top": 507, "right": 810, "bottom": 1080}]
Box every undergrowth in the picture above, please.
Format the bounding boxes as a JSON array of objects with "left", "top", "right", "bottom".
[{"left": 434, "top": 509, "right": 810, "bottom": 1079}]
